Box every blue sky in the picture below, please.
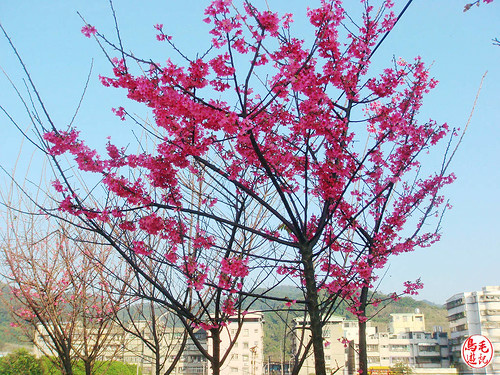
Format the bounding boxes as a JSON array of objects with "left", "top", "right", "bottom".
[{"left": 1, "top": 1, "right": 499, "bottom": 305}]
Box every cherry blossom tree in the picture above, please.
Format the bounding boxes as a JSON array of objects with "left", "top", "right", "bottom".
[
  {"left": 0, "top": 208, "right": 127, "bottom": 375},
  {"left": 1, "top": 1, "right": 461, "bottom": 374}
]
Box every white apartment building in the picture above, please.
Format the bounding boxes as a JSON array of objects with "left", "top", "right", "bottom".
[
  {"left": 363, "top": 330, "right": 451, "bottom": 369},
  {"left": 446, "top": 286, "right": 500, "bottom": 375},
  {"left": 132, "top": 312, "right": 264, "bottom": 375},
  {"left": 292, "top": 313, "right": 454, "bottom": 375},
  {"left": 217, "top": 313, "right": 264, "bottom": 375}
]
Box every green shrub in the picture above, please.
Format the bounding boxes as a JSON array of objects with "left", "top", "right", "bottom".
[
  {"left": 41, "top": 358, "right": 140, "bottom": 375},
  {"left": 0, "top": 349, "right": 44, "bottom": 375}
]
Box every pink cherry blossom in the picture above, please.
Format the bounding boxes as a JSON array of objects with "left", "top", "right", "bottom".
[{"left": 81, "top": 24, "right": 97, "bottom": 38}]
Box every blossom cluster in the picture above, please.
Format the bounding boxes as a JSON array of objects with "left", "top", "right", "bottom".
[{"left": 40, "top": 0, "right": 457, "bottom": 334}]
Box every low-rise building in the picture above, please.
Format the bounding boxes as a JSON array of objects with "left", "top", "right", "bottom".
[
  {"left": 342, "top": 315, "right": 451, "bottom": 372},
  {"left": 363, "top": 330, "right": 451, "bottom": 369}
]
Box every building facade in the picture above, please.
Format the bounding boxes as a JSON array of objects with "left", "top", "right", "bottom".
[{"left": 446, "top": 286, "right": 500, "bottom": 375}]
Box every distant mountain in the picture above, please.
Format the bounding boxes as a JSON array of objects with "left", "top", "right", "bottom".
[{"left": 421, "top": 299, "right": 444, "bottom": 308}]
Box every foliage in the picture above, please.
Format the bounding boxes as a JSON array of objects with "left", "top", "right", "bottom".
[
  {"left": 102, "top": 362, "right": 140, "bottom": 375},
  {"left": 0, "top": 349, "right": 44, "bottom": 375}
]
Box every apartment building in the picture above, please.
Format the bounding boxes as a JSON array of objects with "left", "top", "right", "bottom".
[
  {"left": 217, "top": 313, "right": 265, "bottom": 375},
  {"left": 363, "top": 330, "right": 451, "bottom": 369},
  {"left": 446, "top": 286, "right": 500, "bottom": 375},
  {"left": 292, "top": 312, "right": 454, "bottom": 375},
  {"left": 34, "top": 321, "right": 127, "bottom": 363}
]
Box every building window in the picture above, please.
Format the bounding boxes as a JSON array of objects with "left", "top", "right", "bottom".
[
  {"left": 446, "top": 298, "right": 464, "bottom": 310},
  {"left": 243, "top": 342, "right": 249, "bottom": 349},
  {"left": 451, "top": 324, "right": 468, "bottom": 332},
  {"left": 448, "top": 311, "right": 466, "bottom": 321},
  {"left": 390, "top": 345, "right": 409, "bottom": 352},
  {"left": 419, "top": 345, "right": 439, "bottom": 353}
]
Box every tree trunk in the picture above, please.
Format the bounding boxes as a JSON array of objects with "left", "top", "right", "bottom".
[
  {"left": 84, "top": 360, "right": 92, "bottom": 375},
  {"left": 210, "top": 328, "right": 221, "bottom": 375},
  {"left": 155, "top": 351, "right": 161, "bottom": 375},
  {"left": 61, "top": 357, "right": 73, "bottom": 375},
  {"left": 301, "top": 244, "right": 326, "bottom": 375},
  {"left": 358, "top": 286, "right": 369, "bottom": 375},
  {"left": 60, "top": 347, "right": 73, "bottom": 375}
]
